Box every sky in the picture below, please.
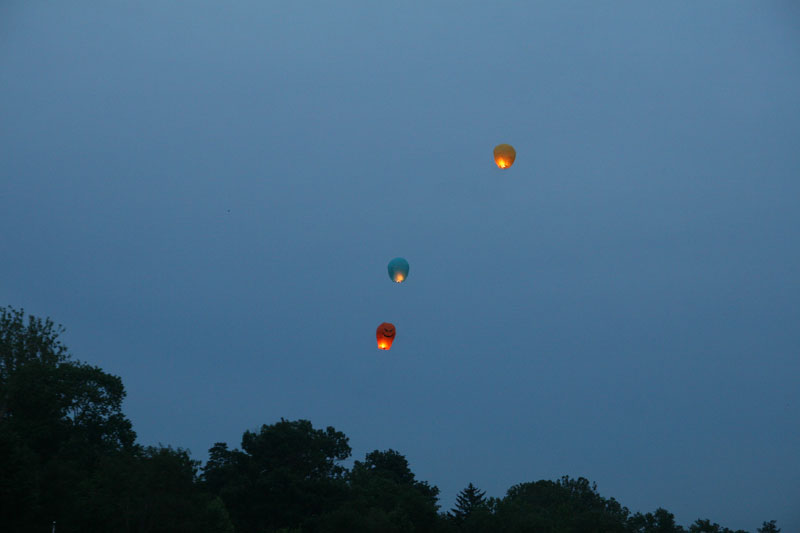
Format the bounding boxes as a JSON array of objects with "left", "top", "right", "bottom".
[{"left": 1, "top": 1, "right": 799, "bottom": 530}]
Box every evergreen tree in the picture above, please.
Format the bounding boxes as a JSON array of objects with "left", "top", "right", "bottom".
[{"left": 450, "top": 483, "right": 487, "bottom": 523}]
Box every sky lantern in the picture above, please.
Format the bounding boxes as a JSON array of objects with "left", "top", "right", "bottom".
[
  {"left": 376, "top": 322, "right": 396, "bottom": 350},
  {"left": 387, "top": 257, "right": 410, "bottom": 283},
  {"left": 493, "top": 143, "right": 516, "bottom": 169}
]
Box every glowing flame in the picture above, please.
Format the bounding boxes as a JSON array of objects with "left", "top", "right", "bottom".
[
  {"left": 394, "top": 274, "right": 405, "bottom": 283},
  {"left": 378, "top": 342, "right": 389, "bottom": 350},
  {"left": 496, "top": 158, "right": 509, "bottom": 169}
]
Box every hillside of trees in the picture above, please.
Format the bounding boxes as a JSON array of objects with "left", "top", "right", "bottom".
[{"left": 0, "top": 306, "right": 782, "bottom": 532}]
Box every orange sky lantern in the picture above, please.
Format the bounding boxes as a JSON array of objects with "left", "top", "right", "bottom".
[
  {"left": 493, "top": 143, "right": 516, "bottom": 169},
  {"left": 376, "top": 322, "right": 396, "bottom": 350}
]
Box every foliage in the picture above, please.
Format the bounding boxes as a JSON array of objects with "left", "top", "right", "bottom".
[
  {"left": 202, "top": 418, "right": 351, "bottom": 532},
  {"left": 73, "top": 445, "right": 233, "bottom": 532},
  {"left": 757, "top": 520, "right": 780, "bottom": 533},
  {"left": 450, "top": 482, "right": 487, "bottom": 522},
  {"left": 1, "top": 306, "right": 135, "bottom": 529},
  {"left": 0, "top": 306, "right": 232, "bottom": 532},
  {"left": 688, "top": 518, "right": 748, "bottom": 533},
  {"left": 447, "top": 482, "right": 493, "bottom": 532},
  {"left": 492, "top": 476, "right": 630, "bottom": 532},
  {"left": 628, "top": 507, "right": 686, "bottom": 533},
  {"left": 329, "top": 449, "right": 441, "bottom": 532}
]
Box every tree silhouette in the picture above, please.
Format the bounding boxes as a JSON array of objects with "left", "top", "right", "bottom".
[
  {"left": 0, "top": 306, "right": 135, "bottom": 529},
  {"left": 494, "top": 476, "right": 630, "bottom": 532},
  {"left": 688, "top": 518, "right": 748, "bottom": 533},
  {"left": 326, "top": 449, "right": 441, "bottom": 532},
  {"left": 450, "top": 482, "right": 487, "bottom": 523},
  {"left": 628, "top": 507, "right": 685, "bottom": 532},
  {"left": 202, "top": 418, "right": 351, "bottom": 532},
  {"left": 1, "top": 306, "right": 232, "bottom": 532},
  {"left": 757, "top": 520, "right": 780, "bottom": 533}
]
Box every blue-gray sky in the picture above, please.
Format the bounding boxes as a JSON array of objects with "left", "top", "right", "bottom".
[{"left": 2, "top": 2, "right": 799, "bottom": 530}]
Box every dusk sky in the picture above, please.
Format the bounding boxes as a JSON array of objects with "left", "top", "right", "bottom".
[{"left": 1, "top": 2, "right": 798, "bottom": 530}]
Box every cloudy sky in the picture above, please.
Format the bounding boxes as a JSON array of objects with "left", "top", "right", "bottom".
[{"left": 2, "top": 2, "right": 798, "bottom": 530}]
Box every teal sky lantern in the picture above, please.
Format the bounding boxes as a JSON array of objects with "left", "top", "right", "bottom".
[{"left": 387, "top": 257, "right": 410, "bottom": 283}]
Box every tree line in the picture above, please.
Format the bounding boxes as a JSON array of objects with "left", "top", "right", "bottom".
[{"left": 0, "top": 306, "right": 781, "bottom": 532}]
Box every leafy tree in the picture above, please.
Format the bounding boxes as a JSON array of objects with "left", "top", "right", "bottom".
[
  {"left": 73, "top": 445, "right": 234, "bottom": 533},
  {"left": 688, "top": 518, "right": 747, "bottom": 533},
  {"left": 0, "top": 306, "right": 136, "bottom": 530},
  {"left": 0, "top": 306, "right": 233, "bottom": 532},
  {"left": 325, "top": 449, "right": 441, "bottom": 533},
  {"left": 757, "top": 520, "right": 780, "bottom": 533},
  {"left": 0, "top": 307, "right": 135, "bottom": 455},
  {"left": 494, "top": 476, "right": 629, "bottom": 532},
  {"left": 203, "top": 418, "right": 351, "bottom": 532},
  {"left": 356, "top": 449, "right": 418, "bottom": 484},
  {"left": 628, "top": 507, "right": 686, "bottom": 532},
  {"left": 0, "top": 422, "right": 39, "bottom": 527}
]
